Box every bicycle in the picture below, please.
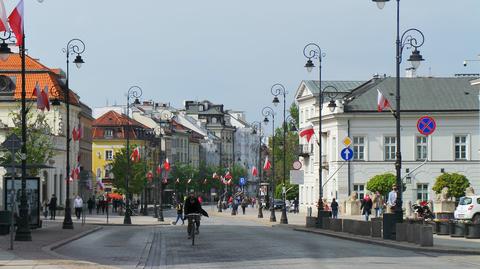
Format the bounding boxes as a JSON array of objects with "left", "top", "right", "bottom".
[{"left": 185, "top": 213, "right": 201, "bottom": 246}]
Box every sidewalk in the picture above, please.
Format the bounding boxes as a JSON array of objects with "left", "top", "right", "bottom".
[
  {"left": 0, "top": 213, "right": 175, "bottom": 268},
  {"left": 210, "top": 206, "right": 480, "bottom": 255}
]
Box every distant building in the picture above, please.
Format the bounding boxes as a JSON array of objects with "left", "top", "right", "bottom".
[{"left": 295, "top": 77, "right": 480, "bottom": 212}]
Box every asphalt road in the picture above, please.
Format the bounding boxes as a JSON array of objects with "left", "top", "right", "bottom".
[{"left": 56, "top": 213, "right": 480, "bottom": 269}]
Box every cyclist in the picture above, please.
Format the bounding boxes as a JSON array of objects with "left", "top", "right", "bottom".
[{"left": 184, "top": 191, "right": 203, "bottom": 238}]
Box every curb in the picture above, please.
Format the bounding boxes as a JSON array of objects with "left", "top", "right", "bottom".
[
  {"left": 293, "top": 226, "right": 480, "bottom": 255},
  {"left": 94, "top": 223, "right": 171, "bottom": 227},
  {"left": 41, "top": 226, "right": 103, "bottom": 260}
]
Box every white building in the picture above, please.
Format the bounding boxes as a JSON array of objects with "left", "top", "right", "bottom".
[{"left": 295, "top": 77, "right": 480, "bottom": 212}]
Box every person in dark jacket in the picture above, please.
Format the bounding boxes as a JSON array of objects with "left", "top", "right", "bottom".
[
  {"left": 87, "top": 197, "right": 95, "bottom": 214},
  {"left": 48, "top": 194, "right": 57, "bottom": 220},
  {"left": 330, "top": 198, "right": 339, "bottom": 219},
  {"left": 184, "top": 192, "right": 205, "bottom": 238},
  {"left": 360, "top": 194, "right": 373, "bottom": 221}
]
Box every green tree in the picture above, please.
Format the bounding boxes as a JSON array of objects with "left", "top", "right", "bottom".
[
  {"left": 432, "top": 173, "right": 470, "bottom": 199},
  {"left": 275, "top": 181, "right": 299, "bottom": 200},
  {"left": 110, "top": 146, "right": 148, "bottom": 195},
  {"left": 0, "top": 107, "right": 55, "bottom": 176},
  {"left": 366, "top": 173, "right": 397, "bottom": 197}
]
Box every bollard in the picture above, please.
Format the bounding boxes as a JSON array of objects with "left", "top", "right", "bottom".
[{"left": 420, "top": 226, "right": 433, "bottom": 246}]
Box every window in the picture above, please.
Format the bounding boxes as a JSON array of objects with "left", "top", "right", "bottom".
[
  {"left": 455, "top": 135, "right": 467, "bottom": 160},
  {"left": 104, "top": 129, "right": 113, "bottom": 138},
  {"left": 310, "top": 187, "right": 314, "bottom": 205},
  {"left": 417, "top": 184, "right": 429, "bottom": 201},
  {"left": 105, "top": 150, "right": 113, "bottom": 161},
  {"left": 416, "top": 136, "right": 428, "bottom": 160},
  {"left": 384, "top": 136, "right": 396, "bottom": 161},
  {"left": 353, "top": 184, "right": 365, "bottom": 200},
  {"left": 353, "top": 136, "right": 365, "bottom": 160}
]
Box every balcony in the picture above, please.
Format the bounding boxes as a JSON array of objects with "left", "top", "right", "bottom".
[{"left": 298, "top": 144, "right": 313, "bottom": 157}]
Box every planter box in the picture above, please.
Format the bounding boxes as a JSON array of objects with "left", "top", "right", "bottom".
[
  {"left": 396, "top": 223, "right": 408, "bottom": 242},
  {"left": 329, "top": 218, "right": 343, "bottom": 232},
  {"left": 465, "top": 224, "right": 480, "bottom": 239},
  {"left": 355, "top": 221, "right": 372, "bottom": 236},
  {"left": 306, "top": 216, "right": 317, "bottom": 228},
  {"left": 426, "top": 221, "right": 436, "bottom": 234},
  {"left": 419, "top": 226, "right": 433, "bottom": 247},
  {"left": 343, "top": 219, "right": 355, "bottom": 233},
  {"left": 322, "top": 217, "right": 330, "bottom": 229},
  {"left": 436, "top": 222, "right": 450, "bottom": 235},
  {"left": 371, "top": 220, "right": 382, "bottom": 238},
  {"left": 449, "top": 222, "right": 466, "bottom": 237}
]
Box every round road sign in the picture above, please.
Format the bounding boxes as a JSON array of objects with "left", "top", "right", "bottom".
[
  {"left": 417, "top": 116, "right": 436, "bottom": 136},
  {"left": 292, "top": 160, "right": 302, "bottom": 170}
]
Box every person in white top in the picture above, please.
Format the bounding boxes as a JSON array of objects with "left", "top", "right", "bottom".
[
  {"left": 387, "top": 185, "right": 398, "bottom": 213},
  {"left": 74, "top": 195, "right": 84, "bottom": 220}
]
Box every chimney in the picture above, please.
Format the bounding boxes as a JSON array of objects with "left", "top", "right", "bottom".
[{"left": 405, "top": 67, "right": 416, "bottom": 78}]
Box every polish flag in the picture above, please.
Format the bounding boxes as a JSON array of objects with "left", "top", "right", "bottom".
[
  {"left": 8, "top": 0, "right": 24, "bottom": 46},
  {"left": 227, "top": 179, "right": 232, "bottom": 185},
  {"left": 76, "top": 123, "right": 83, "bottom": 139},
  {"left": 41, "top": 85, "right": 50, "bottom": 111},
  {"left": 162, "top": 177, "right": 168, "bottom": 184},
  {"left": 300, "top": 126, "right": 315, "bottom": 143},
  {"left": 251, "top": 166, "right": 258, "bottom": 177},
  {"left": 163, "top": 158, "right": 170, "bottom": 171},
  {"left": 187, "top": 178, "right": 192, "bottom": 184},
  {"left": 225, "top": 171, "right": 232, "bottom": 180},
  {"left": 0, "top": 0, "right": 9, "bottom": 32},
  {"left": 377, "top": 89, "right": 391, "bottom": 112},
  {"left": 72, "top": 127, "right": 79, "bottom": 141},
  {"left": 156, "top": 164, "right": 162, "bottom": 175},
  {"left": 32, "top": 82, "right": 45, "bottom": 111},
  {"left": 203, "top": 178, "right": 208, "bottom": 184},
  {"left": 175, "top": 178, "right": 180, "bottom": 184},
  {"left": 212, "top": 172, "right": 218, "bottom": 179},
  {"left": 263, "top": 156, "right": 271, "bottom": 170},
  {"left": 130, "top": 147, "right": 140, "bottom": 162}
]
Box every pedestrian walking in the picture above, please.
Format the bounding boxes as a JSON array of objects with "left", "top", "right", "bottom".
[
  {"left": 48, "top": 194, "right": 57, "bottom": 220},
  {"left": 173, "top": 203, "right": 184, "bottom": 225},
  {"left": 373, "top": 191, "right": 384, "bottom": 217},
  {"left": 293, "top": 197, "right": 299, "bottom": 214},
  {"left": 360, "top": 194, "right": 373, "bottom": 221},
  {"left": 241, "top": 198, "right": 248, "bottom": 215},
  {"left": 42, "top": 199, "right": 49, "bottom": 219},
  {"left": 96, "top": 197, "right": 102, "bottom": 214},
  {"left": 387, "top": 184, "right": 398, "bottom": 213},
  {"left": 331, "top": 198, "right": 339, "bottom": 219},
  {"left": 87, "top": 197, "right": 95, "bottom": 214},
  {"left": 74, "top": 195, "right": 83, "bottom": 220}
]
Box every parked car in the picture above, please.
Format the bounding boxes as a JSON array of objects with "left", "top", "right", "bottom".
[
  {"left": 273, "top": 199, "right": 284, "bottom": 210},
  {"left": 454, "top": 195, "right": 480, "bottom": 224}
]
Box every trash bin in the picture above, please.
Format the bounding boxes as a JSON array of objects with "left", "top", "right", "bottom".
[
  {"left": 0, "top": 211, "right": 12, "bottom": 235},
  {"left": 383, "top": 213, "right": 396, "bottom": 240}
]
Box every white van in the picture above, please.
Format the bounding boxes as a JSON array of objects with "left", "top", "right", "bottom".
[{"left": 454, "top": 195, "right": 480, "bottom": 224}]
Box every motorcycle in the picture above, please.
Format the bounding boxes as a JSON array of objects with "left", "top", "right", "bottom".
[{"left": 412, "top": 201, "right": 434, "bottom": 220}]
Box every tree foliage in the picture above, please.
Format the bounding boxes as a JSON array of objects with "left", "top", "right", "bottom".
[
  {"left": 0, "top": 106, "right": 55, "bottom": 176},
  {"left": 432, "top": 173, "right": 470, "bottom": 199},
  {"left": 366, "top": 173, "right": 397, "bottom": 197},
  {"left": 275, "top": 181, "right": 299, "bottom": 200},
  {"left": 110, "top": 146, "right": 148, "bottom": 195}
]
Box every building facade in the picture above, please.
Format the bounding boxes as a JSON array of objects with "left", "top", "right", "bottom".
[{"left": 295, "top": 77, "right": 480, "bottom": 212}]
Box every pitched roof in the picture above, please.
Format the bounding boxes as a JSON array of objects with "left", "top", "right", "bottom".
[
  {"left": 93, "top": 110, "right": 147, "bottom": 128},
  {"left": 303, "top": 80, "right": 366, "bottom": 94},
  {"left": 0, "top": 54, "right": 79, "bottom": 105},
  {"left": 344, "top": 77, "right": 480, "bottom": 112}
]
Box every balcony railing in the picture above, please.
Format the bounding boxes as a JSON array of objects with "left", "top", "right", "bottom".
[{"left": 297, "top": 144, "right": 313, "bottom": 157}]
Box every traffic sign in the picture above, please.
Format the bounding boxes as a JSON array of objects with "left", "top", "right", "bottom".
[
  {"left": 342, "top": 137, "right": 352, "bottom": 147},
  {"left": 239, "top": 177, "right": 246, "bottom": 186},
  {"left": 292, "top": 160, "right": 302, "bottom": 170},
  {"left": 340, "top": 147, "right": 353, "bottom": 161},
  {"left": 417, "top": 116, "right": 436, "bottom": 136}
]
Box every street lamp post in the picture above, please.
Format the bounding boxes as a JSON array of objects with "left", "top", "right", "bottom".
[
  {"left": 251, "top": 121, "right": 263, "bottom": 218},
  {"left": 271, "top": 83, "right": 288, "bottom": 224},
  {"left": 62, "top": 39, "right": 85, "bottom": 230},
  {"left": 372, "top": 0, "right": 425, "bottom": 222},
  {"left": 262, "top": 106, "right": 276, "bottom": 222},
  {"left": 156, "top": 111, "right": 172, "bottom": 222},
  {"left": 124, "top": 86, "right": 142, "bottom": 225}
]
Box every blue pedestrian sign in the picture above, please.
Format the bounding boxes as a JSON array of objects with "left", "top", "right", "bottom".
[
  {"left": 239, "top": 177, "right": 246, "bottom": 186},
  {"left": 340, "top": 147, "right": 353, "bottom": 161},
  {"left": 417, "top": 116, "right": 436, "bottom": 136}
]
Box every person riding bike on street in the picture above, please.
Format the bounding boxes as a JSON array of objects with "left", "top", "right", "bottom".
[{"left": 184, "top": 191, "right": 206, "bottom": 238}]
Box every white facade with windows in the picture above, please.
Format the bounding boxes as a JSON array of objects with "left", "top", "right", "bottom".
[{"left": 295, "top": 77, "right": 480, "bottom": 213}]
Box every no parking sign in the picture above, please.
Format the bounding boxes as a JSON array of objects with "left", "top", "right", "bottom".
[{"left": 417, "top": 116, "right": 436, "bottom": 136}]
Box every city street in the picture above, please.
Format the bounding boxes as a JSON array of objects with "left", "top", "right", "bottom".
[{"left": 55, "top": 211, "right": 480, "bottom": 269}]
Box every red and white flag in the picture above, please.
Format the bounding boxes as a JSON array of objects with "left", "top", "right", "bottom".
[
  {"left": 225, "top": 171, "right": 232, "bottom": 180},
  {"left": 162, "top": 177, "right": 168, "bottom": 184},
  {"left": 212, "top": 172, "right": 218, "bottom": 179},
  {"left": 299, "top": 126, "right": 315, "bottom": 142},
  {"left": 203, "top": 178, "right": 207, "bottom": 184},
  {"left": 130, "top": 146, "right": 140, "bottom": 162},
  {"left": 227, "top": 179, "right": 232, "bottom": 185},
  {"left": 251, "top": 166, "right": 258, "bottom": 177},
  {"left": 76, "top": 123, "right": 83, "bottom": 139},
  {"left": 163, "top": 158, "right": 170, "bottom": 171},
  {"left": 0, "top": 0, "right": 8, "bottom": 32},
  {"left": 175, "top": 178, "right": 180, "bottom": 183},
  {"left": 8, "top": 0, "right": 24, "bottom": 46},
  {"left": 41, "top": 85, "right": 50, "bottom": 111},
  {"left": 263, "top": 156, "right": 271, "bottom": 170},
  {"left": 156, "top": 164, "right": 162, "bottom": 175},
  {"left": 377, "top": 89, "right": 391, "bottom": 112},
  {"left": 187, "top": 178, "right": 192, "bottom": 184},
  {"left": 32, "top": 82, "right": 45, "bottom": 111}
]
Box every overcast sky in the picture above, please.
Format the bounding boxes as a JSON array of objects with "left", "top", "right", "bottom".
[{"left": 11, "top": 0, "right": 480, "bottom": 125}]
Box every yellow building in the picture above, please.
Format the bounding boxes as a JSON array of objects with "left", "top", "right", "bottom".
[{"left": 92, "top": 110, "right": 148, "bottom": 195}]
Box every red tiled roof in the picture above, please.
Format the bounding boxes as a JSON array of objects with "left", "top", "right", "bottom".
[
  {"left": 0, "top": 54, "right": 79, "bottom": 105},
  {"left": 92, "top": 110, "right": 149, "bottom": 140}
]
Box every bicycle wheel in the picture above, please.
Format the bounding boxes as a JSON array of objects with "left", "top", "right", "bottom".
[{"left": 191, "top": 221, "right": 195, "bottom": 246}]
